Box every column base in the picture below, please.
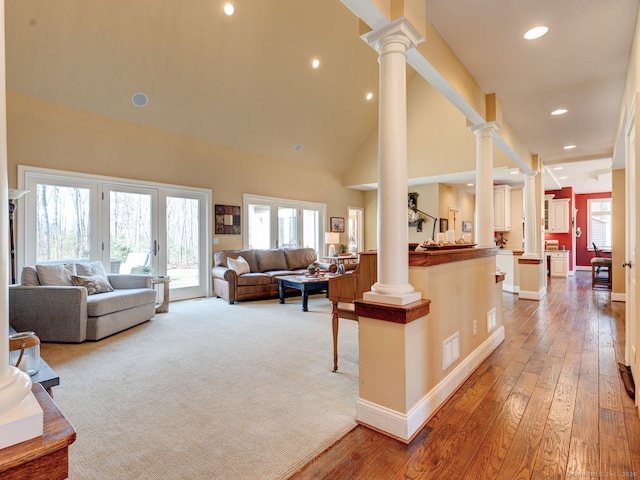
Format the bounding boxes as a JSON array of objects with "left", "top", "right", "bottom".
[
  {"left": 0, "top": 367, "right": 43, "bottom": 449},
  {"left": 363, "top": 290, "right": 422, "bottom": 306}
]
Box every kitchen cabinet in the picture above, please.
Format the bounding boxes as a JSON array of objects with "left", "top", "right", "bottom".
[
  {"left": 545, "top": 197, "right": 570, "bottom": 233},
  {"left": 547, "top": 250, "right": 569, "bottom": 277},
  {"left": 494, "top": 185, "right": 511, "bottom": 231}
]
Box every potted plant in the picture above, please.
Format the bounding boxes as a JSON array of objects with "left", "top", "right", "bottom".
[{"left": 307, "top": 264, "right": 316, "bottom": 275}]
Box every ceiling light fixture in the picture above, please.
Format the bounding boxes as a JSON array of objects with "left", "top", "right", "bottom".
[
  {"left": 366, "top": 92, "right": 373, "bottom": 101},
  {"left": 564, "top": 145, "right": 576, "bottom": 150},
  {"left": 223, "top": 3, "right": 234, "bottom": 15},
  {"left": 467, "top": 183, "right": 474, "bottom": 187},
  {"left": 559, "top": 176, "right": 568, "bottom": 180},
  {"left": 524, "top": 25, "right": 549, "bottom": 40},
  {"left": 551, "top": 109, "right": 568, "bottom": 116},
  {"left": 131, "top": 92, "right": 148, "bottom": 107},
  {"left": 312, "top": 59, "right": 320, "bottom": 69},
  {"left": 553, "top": 166, "right": 563, "bottom": 171}
]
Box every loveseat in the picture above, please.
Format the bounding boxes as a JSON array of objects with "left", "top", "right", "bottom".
[
  {"left": 212, "top": 248, "right": 335, "bottom": 304},
  {"left": 9, "top": 261, "right": 157, "bottom": 343}
]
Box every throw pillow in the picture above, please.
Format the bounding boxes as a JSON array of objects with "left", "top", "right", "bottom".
[
  {"left": 227, "top": 256, "right": 250, "bottom": 275},
  {"left": 21, "top": 266, "right": 40, "bottom": 286},
  {"left": 70, "top": 274, "right": 114, "bottom": 295},
  {"left": 36, "top": 263, "right": 76, "bottom": 286},
  {"left": 75, "top": 261, "right": 109, "bottom": 279}
]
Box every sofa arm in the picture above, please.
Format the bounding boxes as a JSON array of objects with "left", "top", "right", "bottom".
[
  {"left": 9, "top": 285, "right": 88, "bottom": 343},
  {"left": 212, "top": 266, "right": 237, "bottom": 282},
  {"left": 212, "top": 266, "right": 237, "bottom": 303},
  {"left": 107, "top": 274, "right": 152, "bottom": 289}
]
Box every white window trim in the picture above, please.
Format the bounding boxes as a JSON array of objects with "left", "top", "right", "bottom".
[{"left": 586, "top": 197, "right": 612, "bottom": 251}]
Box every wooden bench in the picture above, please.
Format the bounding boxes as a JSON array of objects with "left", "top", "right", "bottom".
[{"left": 327, "top": 251, "right": 377, "bottom": 372}]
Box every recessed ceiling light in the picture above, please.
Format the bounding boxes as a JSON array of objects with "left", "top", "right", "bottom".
[
  {"left": 223, "top": 3, "right": 234, "bottom": 15},
  {"left": 510, "top": 170, "right": 520, "bottom": 175},
  {"left": 366, "top": 92, "right": 373, "bottom": 101},
  {"left": 553, "top": 166, "right": 563, "bottom": 171},
  {"left": 524, "top": 26, "right": 549, "bottom": 40},
  {"left": 467, "top": 183, "right": 474, "bottom": 187},
  {"left": 294, "top": 144, "right": 303, "bottom": 153},
  {"left": 564, "top": 145, "right": 576, "bottom": 150},
  {"left": 551, "top": 109, "right": 568, "bottom": 116},
  {"left": 559, "top": 176, "right": 568, "bottom": 180},
  {"left": 131, "top": 92, "right": 148, "bottom": 107},
  {"left": 311, "top": 59, "right": 320, "bottom": 69}
]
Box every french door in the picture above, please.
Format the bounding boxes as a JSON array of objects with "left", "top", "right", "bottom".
[
  {"left": 244, "top": 194, "right": 325, "bottom": 254},
  {"left": 20, "top": 167, "right": 210, "bottom": 301}
]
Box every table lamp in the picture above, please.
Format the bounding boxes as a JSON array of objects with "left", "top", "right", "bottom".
[{"left": 325, "top": 232, "right": 340, "bottom": 257}]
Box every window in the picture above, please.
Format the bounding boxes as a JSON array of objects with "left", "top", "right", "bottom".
[
  {"left": 588, "top": 198, "right": 612, "bottom": 250},
  {"left": 19, "top": 166, "right": 211, "bottom": 301},
  {"left": 244, "top": 194, "right": 325, "bottom": 254},
  {"left": 347, "top": 207, "right": 364, "bottom": 254}
]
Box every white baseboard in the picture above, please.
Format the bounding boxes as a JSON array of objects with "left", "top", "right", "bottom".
[
  {"left": 356, "top": 325, "right": 506, "bottom": 442},
  {"left": 519, "top": 286, "right": 547, "bottom": 301},
  {"left": 612, "top": 292, "right": 626, "bottom": 302}
]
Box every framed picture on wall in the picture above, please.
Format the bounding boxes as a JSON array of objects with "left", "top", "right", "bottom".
[
  {"left": 462, "top": 221, "right": 472, "bottom": 232},
  {"left": 439, "top": 218, "right": 448, "bottom": 233},
  {"left": 330, "top": 217, "right": 345, "bottom": 233}
]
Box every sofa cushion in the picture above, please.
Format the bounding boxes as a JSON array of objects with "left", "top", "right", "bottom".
[
  {"left": 228, "top": 256, "right": 250, "bottom": 274},
  {"left": 21, "top": 266, "right": 40, "bottom": 286},
  {"left": 255, "top": 249, "right": 288, "bottom": 272},
  {"left": 237, "top": 273, "right": 272, "bottom": 286},
  {"left": 36, "top": 263, "right": 76, "bottom": 286},
  {"left": 284, "top": 248, "right": 317, "bottom": 270},
  {"left": 86, "top": 288, "right": 156, "bottom": 317},
  {"left": 214, "top": 250, "right": 259, "bottom": 272},
  {"left": 76, "top": 261, "right": 109, "bottom": 279},
  {"left": 71, "top": 274, "right": 114, "bottom": 295}
]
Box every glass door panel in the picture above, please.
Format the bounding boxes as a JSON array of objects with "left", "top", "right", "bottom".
[
  {"left": 302, "top": 209, "right": 319, "bottom": 250},
  {"left": 165, "top": 196, "right": 200, "bottom": 289},
  {"left": 108, "top": 189, "right": 154, "bottom": 274}
]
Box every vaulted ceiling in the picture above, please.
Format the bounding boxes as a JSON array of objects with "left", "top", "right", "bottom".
[{"left": 6, "top": 0, "right": 638, "bottom": 194}]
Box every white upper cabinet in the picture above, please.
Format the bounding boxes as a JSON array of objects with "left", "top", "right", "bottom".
[
  {"left": 494, "top": 185, "right": 511, "bottom": 232},
  {"left": 546, "top": 198, "right": 570, "bottom": 233}
]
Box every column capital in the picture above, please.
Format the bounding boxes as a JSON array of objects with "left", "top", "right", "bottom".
[
  {"left": 362, "top": 17, "right": 424, "bottom": 54},
  {"left": 468, "top": 121, "right": 501, "bottom": 137}
]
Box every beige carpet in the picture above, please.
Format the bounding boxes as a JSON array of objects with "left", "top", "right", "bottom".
[{"left": 40, "top": 294, "right": 359, "bottom": 479}]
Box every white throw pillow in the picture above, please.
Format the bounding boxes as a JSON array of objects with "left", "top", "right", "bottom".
[
  {"left": 35, "top": 263, "right": 76, "bottom": 286},
  {"left": 227, "top": 256, "right": 250, "bottom": 274}
]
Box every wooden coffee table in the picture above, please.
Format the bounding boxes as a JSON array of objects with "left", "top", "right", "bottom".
[{"left": 276, "top": 274, "right": 334, "bottom": 312}]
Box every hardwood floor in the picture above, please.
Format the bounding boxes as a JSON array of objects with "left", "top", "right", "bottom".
[{"left": 291, "top": 271, "right": 640, "bottom": 479}]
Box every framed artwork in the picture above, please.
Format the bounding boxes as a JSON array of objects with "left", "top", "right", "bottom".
[
  {"left": 439, "top": 218, "right": 448, "bottom": 233},
  {"left": 215, "top": 204, "right": 241, "bottom": 234},
  {"left": 462, "top": 221, "right": 472, "bottom": 232},
  {"left": 330, "top": 217, "right": 345, "bottom": 233}
]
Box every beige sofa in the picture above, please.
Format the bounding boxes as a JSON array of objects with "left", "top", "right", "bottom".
[
  {"left": 212, "top": 248, "right": 334, "bottom": 304},
  {"left": 9, "top": 262, "right": 157, "bottom": 343}
]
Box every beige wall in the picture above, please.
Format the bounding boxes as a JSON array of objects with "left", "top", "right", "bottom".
[
  {"left": 7, "top": 93, "right": 365, "bottom": 254},
  {"left": 612, "top": 169, "right": 625, "bottom": 295}
]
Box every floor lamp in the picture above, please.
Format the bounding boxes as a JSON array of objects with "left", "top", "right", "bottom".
[{"left": 9, "top": 189, "right": 29, "bottom": 284}]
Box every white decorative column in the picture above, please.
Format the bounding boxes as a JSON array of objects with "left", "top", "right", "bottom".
[
  {"left": 523, "top": 172, "right": 539, "bottom": 257},
  {"left": 0, "top": 0, "right": 43, "bottom": 450},
  {"left": 469, "top": 122, "right": 500, "bottom": 248},
  {"left": 362, "top": 19, "right": 422, "bottom": 306}
]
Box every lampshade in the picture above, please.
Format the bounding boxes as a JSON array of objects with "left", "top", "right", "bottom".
[{"left": 324, "top": 232, "right": 340, "bottom": 245}]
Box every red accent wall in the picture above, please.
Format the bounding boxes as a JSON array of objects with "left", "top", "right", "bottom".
[
  {"left": 574, "top": 192, "right": 612, "bottom": 267},
  {"left": 544, "top": 187, "right": 575, "bottom": 270}
]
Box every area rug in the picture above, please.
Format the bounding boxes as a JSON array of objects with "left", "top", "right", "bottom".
[{"left": 40, "top": 295, "right": 359, "bottom": 479}]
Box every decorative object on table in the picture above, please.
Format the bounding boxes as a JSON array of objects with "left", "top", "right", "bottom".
[
  {"left": 8, "top": 189, "right": 30, "bottom": 284},
  {"left": 495, "top": 232, "right": 508, "bottom": 249},
  {"left": 330, "top": 217, "right": 345, "bottom": 233},
  {"left": 215, "top": 204, "right": 241, "bottom": 234},
  {"left": 325, "top": 232, "right": 340, "bottom": 257},
  {"left": 9, "top": 331, "right": 41, "bottom": 376},
  {"left": 307, "top": 263, "right": 316, "bottom": 275},
  {"left": 407, "top": 192, "right": 437, "bottom": 238},
  {"left": 462, "top": 221, "right": 472, "bottom": 233}
]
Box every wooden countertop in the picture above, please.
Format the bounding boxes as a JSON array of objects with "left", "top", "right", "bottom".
[{"left": 409, "top": 246, "right": 498, "bottom": 267}]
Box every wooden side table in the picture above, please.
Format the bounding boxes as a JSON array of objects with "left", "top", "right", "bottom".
[
  {"left": 0, "top": 383, "right": 76, "bottom": 480},
  {"left": 151, "top": 276, "right": 171, "bottom": 313}
]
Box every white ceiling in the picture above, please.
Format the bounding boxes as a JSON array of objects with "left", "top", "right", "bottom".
[
  {"left": 425, "top": 0, "right": 638, "bottom": 194},
  {"left": 5, "top": 1, "right": 638, "bottom": 195}
]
